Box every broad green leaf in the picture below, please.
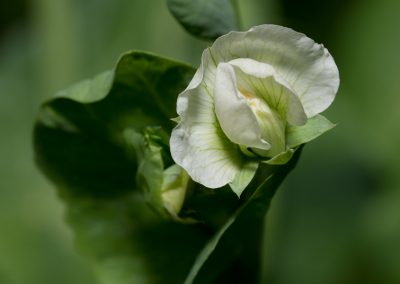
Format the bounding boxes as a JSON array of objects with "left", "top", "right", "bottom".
[
  {"left": 166, "top": 0, "right": 239, "bottom": 40},
  {"left": 54, "top": 70, "right": 114, "bottom": 103},
  {"left": 34, "top": 51, "right": 195, "bottom": 197},
  {"left": 64, "top": 188, "right": 211, "bottom": 284},
  {"left": 184, "top": 148, "right": 303, "bottom": 284},
  {"left": 34, "top": 51, "right": 206, "bottom": 283}
]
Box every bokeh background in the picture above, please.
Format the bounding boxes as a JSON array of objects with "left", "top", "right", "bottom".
[{"left": 1, "top": 0, "right": 399, "bottom": 283}]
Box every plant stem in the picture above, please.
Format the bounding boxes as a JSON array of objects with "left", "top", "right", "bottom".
[{"left": 231, "top": 0, "right": 243, "bottom": 31}]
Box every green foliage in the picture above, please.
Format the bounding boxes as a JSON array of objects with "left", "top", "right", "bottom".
[
  {"left": 2, "top": 0, "right": 400, "bottom": 283},
  {"left": 33, "top": 50, "right": 302, "bottom": 283},
  {"left": 34, "top": 51, "right": 207, "bottom": 283},
  {"left": 185, "top": 149, "right": 303, "bottom": 284},
  {"left": 34, "top": 51, "right": 195, "bottom": 197},
  {"left": 166, "top": 0, "right": 239, "bottom": 40}
]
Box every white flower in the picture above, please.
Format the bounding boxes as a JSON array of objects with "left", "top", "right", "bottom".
[{"left": 170, "top": 24, "right": 339, "bottom": 196}]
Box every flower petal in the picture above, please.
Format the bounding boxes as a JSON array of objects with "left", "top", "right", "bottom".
[
  {"left": 229, "top": 160, "right": 258, "bottom": 197},
  {"left": 211, "top": 24, "right": 339, "bottom": 117},
  {"left": 229, "top": 58, "right": 307, "bottom": 126},
  {"left": 170, "top": 50, "right": 245, "bottom": 188},
  {"left": 214, "top": 62, "right": 271, "bottom": 150}
]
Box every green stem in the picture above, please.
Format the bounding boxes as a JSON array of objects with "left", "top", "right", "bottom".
[
  {"left": 230, "top": 0, "right": 243, "bottom": 30},
  {"left": 215, "top": 231, "right": 263, "bottom": 283}
]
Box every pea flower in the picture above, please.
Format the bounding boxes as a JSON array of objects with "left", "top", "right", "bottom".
[{"left": 170, "top": 24, "right": 339, "bottom": 196}]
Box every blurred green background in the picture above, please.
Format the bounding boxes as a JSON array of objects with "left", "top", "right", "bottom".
[{"left": 1, "top": 0, "right": 399, "bottom": 283}]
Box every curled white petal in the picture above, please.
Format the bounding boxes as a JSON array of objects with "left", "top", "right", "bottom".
[
  {"left": 228, "top": 58, "right": 307, "bottom": 126},
  {"left": 211, "top": 24, "right": 340, "bottom": 117},
  {"left": 214, "top": 62, "right": 270, "bottom": 150}
]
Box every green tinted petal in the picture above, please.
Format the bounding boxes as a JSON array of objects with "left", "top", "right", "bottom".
[
  {"left": 263, "top": 148, "right": 295, "bottom": 165},
  {"left": 214, "top": 62, "right": 270, "bottom": 150},
  {"left": 229, "top": 160, "right": 259, "bottom": 197},
  {"left": 286, "top": 114, "right": 336, "bottom": 147}
]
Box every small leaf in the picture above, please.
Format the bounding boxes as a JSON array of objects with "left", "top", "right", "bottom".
[
  {"left": 286, "top": 114, "right": 336, "bottom": 148},
  {"left": 166, "top": 0, "right": 239, "bottom": 40}
]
